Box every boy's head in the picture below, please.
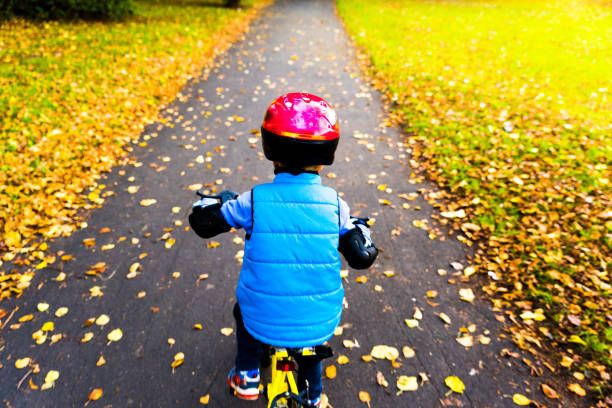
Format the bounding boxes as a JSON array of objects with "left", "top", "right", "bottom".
[{"left": 261, "top": 93, "right": 339, "bottom": 167}]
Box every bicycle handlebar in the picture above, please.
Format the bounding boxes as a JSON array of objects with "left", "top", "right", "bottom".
[{"left": 195, "top": 189, "right": 238, "bottom": 204}]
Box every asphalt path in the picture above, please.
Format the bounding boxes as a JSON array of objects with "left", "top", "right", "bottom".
[{"left": 1, "top": 0, "right": 581, "bottom": 407}]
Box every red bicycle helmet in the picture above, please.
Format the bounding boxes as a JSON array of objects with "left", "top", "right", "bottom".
[{"left": 261, "top": 92, "right": 339, "bottom": 165}]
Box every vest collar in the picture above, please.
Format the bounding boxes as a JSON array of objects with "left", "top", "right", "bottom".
[
  {"left": 274, "top": 167, "right": 319, "bottom": 176},
  {"left": 273, "top": 172, "right": 322, "bottom": 184}
]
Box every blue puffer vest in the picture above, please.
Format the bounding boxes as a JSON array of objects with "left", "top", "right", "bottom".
[{"left": 236, "top": 173, "right": 343, "bottom": 347}]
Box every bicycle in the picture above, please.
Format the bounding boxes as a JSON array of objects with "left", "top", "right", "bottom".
[{"left": 262, "top": 345, "right": 333, "bottom": 408}]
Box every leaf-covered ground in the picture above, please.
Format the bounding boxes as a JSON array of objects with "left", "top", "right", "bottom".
[
  {"left": 0, "top": 0, "right": 269, "bottom": 298},
  {"left": 337, "top": 0, "right": 611, "bottom": 399}
]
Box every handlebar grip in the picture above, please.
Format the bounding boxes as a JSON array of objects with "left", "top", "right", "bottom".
[
  {"left": 218, "top": 190, "right": 239, "bottom": 204},
  {"left": 195, "top": 190, "right": 238, "bottom": 204}
]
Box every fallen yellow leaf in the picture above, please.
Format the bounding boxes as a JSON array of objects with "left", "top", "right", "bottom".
[
  {"left": 95, "top": 314, "right": 110, "bottom": 326},
  {"left": 165, "top": 238, "right": 176, "bottom": 249},
  {"left": 45, "top": 370, "right": 60, "bottom": 383},
  {"left": 376, "top": 371, "right": 388, "bottom": 387},
  {"left": 541, "top": 383, "right": 559, "bottom": 399},
  {"left": 459, "top": 288, "right": 475, "bottom": 303},
  {"left": 55, "top": 307, "right": 68, "bottom": 317},
  {"left": 83, "top": 238, "right": 96, "bottom": 247},
  {"left": 568, "top": 335, "right": 587, "bottom": 346},
  {"left": 445, "top": 376, "right": 465, "bottom": 393},
  {"left": 128, "top": 262, "right": 141, "bottom": 278},
  {"left": 19, "top": 314, "right": 34, "bottom": 323},
  {"left": 220, "top": 328, "right": 233, "bottom": 336},
  {"left": 41, "top": 321, "right": 54, "bottom": 331},
  {"left": 438, "top": 313, "right": 451, "bottom": 324},
  {"left": 172, "top": 352, "right": 185, "bottom": 368},
  {"left": 107, "top": 328, "right": 123, "bottom": 343},
  {"left": 5, "top": 230, "right": 21, "bottom": 247},
  {"left": 32, "top": 329, "right": 46, "bottom": 344},
  {"left": 560, "top": 355, "right": 574, "bottom": 367},
  {"left": 397, "top": 375, "right": 418, "bottom": 392},
  {"left": 358, "top": 390, "right": 371, "bottom": 403},
  {"left": 520, "top": 310, "right": 546, "bottom": 321},
  {"left": 337, "top": 355, "right": 350, "bottom": 365},
  {"left": 512, "top": 393, "right": 531, "bottom": 405},
  {"left": 463, "top": 266, "right": 476, "bottom": 277},
  {"left": 87, "top": 388, "right": 103, "bottom": 402},
  {"left": 567, "top": 383, "right": 586, "bottom": 396},
  {"left": 139, "top": 199, "right": 157, "bottom": 207},
  {"left": 37, "top": 302, "right": 49, "bottom": 312},
  {"left": 199, "top": 394, "right": 210, "bottom": 404},
  {"left": 456, "top": 335, "right": 474, "bottom": 348},
  {"left": 343, "top": 339, "right": 357, "bottom": 349},
  {"left": 370, "top": 345, "right": 398, "bottom": 360},
  {"left": 405, "top": 319, "right": 419, "bottom": 328},
  {"left": 325, "top": 365, "right": 337, "bottom": 379},
  {"left": 89, "top": 286, "right": 104, "bottom": 297},
  {"left": 402, "top": 346, "right": 415, "bottom": 358},
  {"left": 15, "top": 357, "right": 31, "bottom": 369}
]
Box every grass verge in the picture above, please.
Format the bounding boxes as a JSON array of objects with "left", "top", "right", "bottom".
[
  {"left": 337, "top": 0, "right": 611, "bottom": 398},
  {"left": 0, "top": 0, "right": 270, "bottom": 299}
]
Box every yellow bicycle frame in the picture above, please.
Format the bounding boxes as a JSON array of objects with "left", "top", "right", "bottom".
[{"left": 266, "top": 347, "right": 316, "bottom": 408}]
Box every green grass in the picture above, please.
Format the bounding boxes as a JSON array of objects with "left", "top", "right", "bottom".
[{"left": 337, "top": 0, "right": 612, "bottom": 390}]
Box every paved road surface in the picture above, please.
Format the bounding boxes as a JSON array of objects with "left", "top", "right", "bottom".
[{"left": 1, "top": 1, "right": 578, "bottom": 407}]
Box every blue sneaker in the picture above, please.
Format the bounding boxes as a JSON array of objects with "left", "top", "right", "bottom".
[
  {"left": 308, "top": 395, "right": 321, "bottom": 407},
  {"left": 227, "top": 367, "right": 260, "bottom": 400}
]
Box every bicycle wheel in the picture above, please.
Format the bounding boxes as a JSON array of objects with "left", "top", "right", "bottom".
[{"left": 270, "top": 392, "right": 304, "bottom": 408}]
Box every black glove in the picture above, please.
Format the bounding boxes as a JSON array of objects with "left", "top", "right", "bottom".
[{"left": 339, "top": 218, "right": 378, "bottom": 269}]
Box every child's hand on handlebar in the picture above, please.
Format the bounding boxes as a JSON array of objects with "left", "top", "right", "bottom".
[
  {"left": 193, "top": 189, "right": 239, "bottom": 208},
  {"left": 192, "top": 197, "right": 219, "bottom": 208},
  {"left": 350, "top": 217, "right": 374, "bottom": 248}
]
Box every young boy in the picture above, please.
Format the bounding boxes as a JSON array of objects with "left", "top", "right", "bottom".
[{"left": 189, "top": 93, "right": 378, "bottom": 407}]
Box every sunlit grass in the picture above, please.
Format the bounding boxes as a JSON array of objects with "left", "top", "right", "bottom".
[
  {"left": 0, "top": 0, "right": 266, "bottom": 287},
  {"left": 338, "top": 0, "right": 612, "bottom": 384}
]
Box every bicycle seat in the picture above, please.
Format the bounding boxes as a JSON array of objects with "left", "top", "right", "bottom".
[{"left": 270, "top": 345, "right": 333, "bottom": 360}]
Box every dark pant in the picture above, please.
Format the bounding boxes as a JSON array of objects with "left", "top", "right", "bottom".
[{"left": 233, "top": 303, "right": 323, "bottom": 399}]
